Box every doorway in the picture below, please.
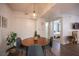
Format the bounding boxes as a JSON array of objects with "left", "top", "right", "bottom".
[
  {"left": 45, "top": 18, "right": 62, "bottom": 40},
  {"left": 53, "top": 19, "right": 61, "bottom": 40}
]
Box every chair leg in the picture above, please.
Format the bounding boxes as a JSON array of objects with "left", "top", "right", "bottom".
[{"left": 42, "top": 46, "right": 46, "bottom": 56}]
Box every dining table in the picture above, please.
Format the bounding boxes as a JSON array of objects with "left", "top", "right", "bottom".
[
  {"left": 22, "top": 37, "right": 48, "bottom": 55},
  {"left": 22, "top": 37, "right": 48, "bottom": 46}
]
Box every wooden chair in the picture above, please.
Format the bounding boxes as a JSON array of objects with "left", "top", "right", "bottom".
[
  {"left": 42, "top": 37, "right": 53, "bottom": 55},
  {"left": 6, "top": 46, "right": 17, "bottom": 56},
  {"left": 72, "top": 31, "right": 78, "bottom": 44}
]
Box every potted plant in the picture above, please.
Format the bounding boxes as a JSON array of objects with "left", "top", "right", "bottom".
[
  {"left": 6, "top": 32, "right": 17, "bottom": 47},
  {"left": 6, "top": 32, "right": 17, "bottom": 55}
]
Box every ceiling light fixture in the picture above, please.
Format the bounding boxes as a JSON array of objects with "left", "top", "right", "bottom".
[
  {"left": 33, "top": 10, "right": 36, "bottom": 17},
  {"left": 33, "top": 4, "right": 37, "bottom": 18}
]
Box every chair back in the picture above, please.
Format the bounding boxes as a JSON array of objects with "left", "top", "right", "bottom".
[
  {"left": 16, "top": 37, "right": 22, "bottom": 49},
  {"left": 49, "top": 37, "right": 53, "bottom": 47},
  {"left": 72, "top": 31, "right": 78, "bottom": 40},
  {"left": 28, "top": 45, "right": 44, "bottom": 56}
]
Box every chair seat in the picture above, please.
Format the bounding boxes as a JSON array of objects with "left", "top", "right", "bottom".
[{"left": 28, "top": 45, "right": 44, "bottom": 56}]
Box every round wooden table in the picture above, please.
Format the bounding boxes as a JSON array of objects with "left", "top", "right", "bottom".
[{"left": 22, "top": 37, "right": 48, "bottom": 46}]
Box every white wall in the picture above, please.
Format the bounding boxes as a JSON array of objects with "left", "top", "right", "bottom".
[
  {"left": 10, "top": 11, "right": 46, "bottom": 40},
  {"left": 11, "top": 17, "right": 35, "bottom": 39},
  {"left": 62, "top": 14, "right": 79, "bottom": 44},
  {"left": 0, "top": 4, "right": 13, "bottom": 55},
  {"left": 37, "top": 18, "right": 46, "bottom": 37}
]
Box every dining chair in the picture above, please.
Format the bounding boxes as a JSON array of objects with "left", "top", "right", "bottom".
[
  {"left": 6, "top": 46, "right": 17, "bottom": 56},
  {"left": 49, "top": 37, "right": 53, "bottom": 47},
  {"left": 42, "top": 37, "right": 53, "bottom": 55},
  {"left": 72, "top": 31, "right": 78, "bottom": 44},
  {"left": 28, "top": 45, "right": 44, "bottom": 56},
  {"left": 16, "top": 37, "right": 26, "bottom": 55}
]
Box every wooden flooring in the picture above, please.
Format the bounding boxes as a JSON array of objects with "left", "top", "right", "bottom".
[
  {"left": 7, "top": 39, "right": 79, "bottom": 56},
  {"left": 52, "top": 40, "right": 79, "bottom": 56},
  {"left": 60, "top": 44, "right": 79, "bottom": 56}
]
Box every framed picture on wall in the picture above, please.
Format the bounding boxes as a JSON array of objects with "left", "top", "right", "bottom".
[
  {"left": 2, "top": 16, "right": 7, "bottom": 28},
  {"left": 72, "top": 23, "right": 79, "bottom": 29}
]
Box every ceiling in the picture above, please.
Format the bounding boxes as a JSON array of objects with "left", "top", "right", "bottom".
[
  {"left": 7, "top": 3, "right": 55, "bottom": 18},
  {"left": 42, "top": 3, "right": 79, "bottom": 20},
  {"left": 7, "top": 3, "right": 79, "bottom": 20}
]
